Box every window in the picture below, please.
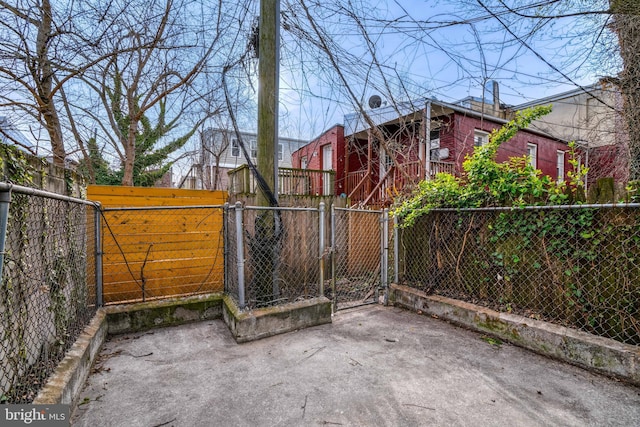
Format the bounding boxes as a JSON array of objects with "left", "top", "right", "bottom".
[
  {"left": 250, "top": 140, "right": 257, "bottom": 158},
  {"left": 557, "top": 150, "right": 565, "bottom": 182},
  {"left": 231, "top": 139, "right": 239, "bottom": 157},
  {"left": 430, "top": 129, "right": 441, "bottom": 148},
  {"left": 474, "top": 130, "right": 489, "bottom": 147},
  {"left": 278, "top": 143, "right": 283, "bottom": 161},
  {"left": 527, "top": 143, "right": 537, "bottom": 169},
  {"left": 301, "top": 156, "right": 308, "bottom": 169}
]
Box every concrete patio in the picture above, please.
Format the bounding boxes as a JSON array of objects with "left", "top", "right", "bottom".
[{"left": 71, "top": 305, "right": 640, "bottom": 426}]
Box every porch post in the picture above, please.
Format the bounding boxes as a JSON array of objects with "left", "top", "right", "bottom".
[{"left": 424, "top": 101, "right": 432, "bottom": 180}]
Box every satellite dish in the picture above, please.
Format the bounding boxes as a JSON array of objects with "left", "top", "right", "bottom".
[{"left": 368, "top": 95, "right": 382, "bottom": 109}]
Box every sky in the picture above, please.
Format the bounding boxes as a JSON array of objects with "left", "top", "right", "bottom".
[
  {"left": 0, "top": 0, "right": 616, "bottom": 177},
  {"left": 276, "top": 0, "right": 614, "bottom": 141}
]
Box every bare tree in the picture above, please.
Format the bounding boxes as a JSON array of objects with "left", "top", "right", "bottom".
[
  {"left": 200, "top": 127, "right": 232, "bottom": 191},
  {"left": 0, "top": 0, "right": 135, "bottom": 165},
  {"left": 0, "top": 0, "right": 74, "bottom": 164},
  {"left": 75, "top": 0, "right": 229, "bottom": 186}
]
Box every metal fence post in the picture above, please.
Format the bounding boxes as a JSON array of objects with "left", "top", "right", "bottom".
[
  {"left": 319, "top": 202, "right": 325, "bottom": 297},
  {"left": 381, "top": 209, "right": 389, "bottom": 305},
  {"left": 393, "top": 214, "right": 399, "bottom": 284},
  {"left": 94, "top": 203, "right": 104, "bottom": 307},
  {"left": 330, "top": 204, "right": 336, "bottom": 312},
  {"left": 235, "top": 202, "right": 246, "bottom": 309},
  {"left": 0, "top": 188, "right": 11, "bottom": 287},
  {"left": 223, "top": 203, "right": 229, "bottom": 294}
]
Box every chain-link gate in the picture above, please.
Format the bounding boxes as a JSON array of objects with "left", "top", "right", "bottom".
[
  {"left": 225, "top": 203, "right": 391, "bottom": 312},
  {"left": 331, "top": 207, "right": 389, "bottom": 311},
  {"left": 225, "top": 203, "right": 325, "bottom": 309}
]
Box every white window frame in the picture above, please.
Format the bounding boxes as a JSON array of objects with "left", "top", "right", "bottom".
[
  {"left": 250, "top": 140, "right": 257, "bottom": 159},
  {"left": 474, "top": 130, "right": 489, "bottom": 147},
  {"left": 527, "top": 143, "right": 537, "bottom": 169},
  {"left": 278, "top": 143, "right": 283, "bottom": 162},
  {"left": 231, "top": 138, "right": 240, "bottom": 157},
  {"left": 557, "top": 150, "right": 565, "bottom": 182}
]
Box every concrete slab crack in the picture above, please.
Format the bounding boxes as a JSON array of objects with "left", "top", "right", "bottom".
[{"left": 301, "top": 395, "right": 308, "bottom": 419}]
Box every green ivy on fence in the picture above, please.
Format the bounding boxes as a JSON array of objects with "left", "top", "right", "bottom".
[{"left": 393, "top": 106, "right": 639, "bottom": 345}]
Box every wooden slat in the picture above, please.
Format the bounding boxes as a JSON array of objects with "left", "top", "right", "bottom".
[
  {"left": 88, "top": 185, "right": 227, "bottom": 207},
  {"left": 102, "top": 230, "right": 220, "bottom": 246},
  {"left": 103, "top": 266, "right": 224, "bottom": 287},
  {"left": 102, "top": 238, "right": 223, "bottom": 256},
  {"left": 101, "top": 221, "right": 222, "bottom": 235},
  {"left": 102, "top": 246, "right": 223, "bottom": 263}
]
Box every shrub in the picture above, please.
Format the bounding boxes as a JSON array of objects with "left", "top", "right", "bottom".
[{"left": 393, "top": 106, "right": 587, "bottom": 226}]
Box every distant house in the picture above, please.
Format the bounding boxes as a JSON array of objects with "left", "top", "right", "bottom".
[
  {"left": 0, "top": 116, "right": 35, "bottom": 153},
  {"left": 512, "top": 80, "right": 629, "bottom": 188},
  {"left": 342, "top": 98, "right": 570, "bottom": 207},
  {"left": 179, "top": 128, "right": 308, "bottom": 191},
  {"left": 291, "top": 124, "right": 345, "bottom": 196}
]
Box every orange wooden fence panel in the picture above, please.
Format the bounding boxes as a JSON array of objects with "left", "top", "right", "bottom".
[{"left": 88, "top": 185, "right": 227, "bottom": 304}]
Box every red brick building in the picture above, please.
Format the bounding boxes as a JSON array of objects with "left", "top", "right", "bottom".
[
  {"left": 292, "top": 124, "right": 345, "bottom": 196},
  {"left": 342, "top": 99, "right": 571, "bottom": 207}
]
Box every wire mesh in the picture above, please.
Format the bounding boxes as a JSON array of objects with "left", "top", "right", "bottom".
[
  {"left": 332, "top": 208, "right": 383, "bottom": 310},
  {"left": 100, "top": 206, "right": 225, "bottom": 304},
  {"left": 0, "top": 190, "right": 97, "bottom": 403},
  {"left": 397, "top": 206, "right": 640, "bottom": 345},
  {"left": 225, "top": 205, "right": 324, "bottom": 309}
]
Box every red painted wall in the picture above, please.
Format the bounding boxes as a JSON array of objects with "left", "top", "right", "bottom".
[
  {"left": 450, "top": 114, "right": 570, "bottom": 181},
  {"left": 292, "top": 124, "right": 345, "bottom": 195}
]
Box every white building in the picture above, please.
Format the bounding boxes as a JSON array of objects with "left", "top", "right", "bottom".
[{"left": 179, "top": 128, "right": 308, "bottom": 190}]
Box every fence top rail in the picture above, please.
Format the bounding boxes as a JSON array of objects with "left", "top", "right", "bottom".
[
  {"left": 102, "top": 204, "right": 226, "bottom": 212},
  {"left": 231, "top": 204, "right": 320, "bottom": 213},
  {"left": 333, "top": 206, "right": 383, "bottom": 214},
  {"left": 428, "top": 203, "right": 640, "bottom": 213},
  {"left": 0, "top": 182, "right": 97, "bottom": 207}
]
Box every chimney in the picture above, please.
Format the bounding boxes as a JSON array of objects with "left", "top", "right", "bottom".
[{"left": 492, "top": 81, "right": 500, "bottom": 116}]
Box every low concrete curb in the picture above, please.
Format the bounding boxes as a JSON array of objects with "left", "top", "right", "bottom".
[
  {"left": 223, "top": 295, "right": 333, "bottom": 343},
  {"left": 105, "top": 293, "right": 224, "bottom": 334},
  {"left": 391, "top": 283, "right": 640, "bottom": 386},
  {"left": 34, "top": 310, "right": 108, "bottom": 406}
]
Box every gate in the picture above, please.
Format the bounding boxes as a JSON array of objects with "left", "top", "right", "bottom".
[
  {"left": 224, "top": 203, "right": 392, "bottom": 312},
  {"left": 330, "top": 207, "right": 391, "bottom": 311}
]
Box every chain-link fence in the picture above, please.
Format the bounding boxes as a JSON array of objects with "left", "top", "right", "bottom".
[
  {"left": 397, "top": 205, "right": 640, "bottom": 346},
  {"left": 100, "top": 206, "right": 225, "bottom": 304},
  {"left": 0, "top": 184, "right": 98, "bottom": 403},
  {"left": 225, "top": 203, "right": 327, "bottom": 309},
  {"left": 331, "top": 207, "right": 387, "bottom": 310}
]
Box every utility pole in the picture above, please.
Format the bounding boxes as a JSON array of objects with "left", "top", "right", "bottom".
[
  {"left": 257, "top": 0, "right": 280, "bottom": 206},
  {"left": 253, "top": 0, "right": 280, "bottom": 306}
]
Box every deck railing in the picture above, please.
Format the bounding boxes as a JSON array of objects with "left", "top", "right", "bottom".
[
  {"left": 429, "top": 160, "right": 456, "bottom": 178},
  {"left": 346, "top": 161, "right": 456, "bottom": 206},
  {"left": 228, "top": 164, "right": 335, "bottom": 196}
]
